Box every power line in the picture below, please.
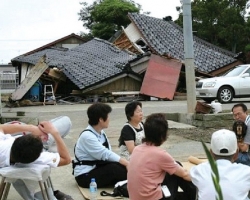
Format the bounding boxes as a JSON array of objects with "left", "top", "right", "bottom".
[{"left": 0, "top": 39, "right": 55, "bottom": 42}]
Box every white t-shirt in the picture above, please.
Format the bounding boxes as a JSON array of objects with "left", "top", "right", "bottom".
[
  {"left": 190, "top": 159, "right": 250, "bottom": 200},
  {"left": 0, "top": 133, "right": 15, "bottom": 167},
  {"left": 0, "top": 132, "right": 60, "bottom": 168}
]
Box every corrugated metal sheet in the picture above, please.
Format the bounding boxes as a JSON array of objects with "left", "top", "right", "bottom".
[{"left": 140, "top": 54, "right": 181, "bottom": 99}]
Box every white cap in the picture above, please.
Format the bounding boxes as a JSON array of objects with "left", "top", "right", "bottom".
[{"left": 211, "top": 129, "right": 237, "bottom": 156}]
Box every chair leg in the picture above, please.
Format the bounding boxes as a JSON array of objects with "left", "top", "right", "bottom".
[
  {"left": 43, "top": 180, "right": 52, "bottom": 200},
  {"left": 39, "top": 181, "right": 48, "bottom": 200},
  {"left": 47, "top": 176, "right": 54, "bottom": 192},
  {"left": 0, "top": 177, "right": 6, "bottom": 199},
  {"left": 2, "top": 183, "right": 10, "bottom": 200},
  {"left": 0, "top": 178, "right": 10, "bottom": 200}
]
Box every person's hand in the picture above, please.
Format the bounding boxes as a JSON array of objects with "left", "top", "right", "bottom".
[{"left": 38, "top": 121, "right": 59, "bottom": 138}]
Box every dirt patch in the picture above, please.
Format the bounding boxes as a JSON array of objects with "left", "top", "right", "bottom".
[{"left": 169, "top": 126, "right": 232, "bottom": 143}]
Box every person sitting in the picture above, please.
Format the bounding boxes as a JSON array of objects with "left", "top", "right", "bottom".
[
  {"left": 190, "top": 129, "right": 250, "bottom": 200},
  {"left": 118, "top": 101, "right": 144, "bottom": 160},
  {"left": 127, "top": 113, "right": 196, "bottom": 200},
  {"left": 72, "top": 103, "right": 128, "bottom": 188},
  {"left": 0, "top": 116, "right": 73, "bottom": 200},
  {"left": 232, "top": 103, "right": 250, "bottom": 166}
]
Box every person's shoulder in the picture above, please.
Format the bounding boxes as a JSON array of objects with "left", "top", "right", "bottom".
[
  {"left": 121, "top": 124, "right": 134, "bottom": 132},
  {"left": 234, "top": 162, "right": 250, "bottom": 170},
  {"left": 79, "top": 129, "right": 96, "bottom": 140},
  {"left": 190, "top": 162, "right": 210, "bottom": 175}
]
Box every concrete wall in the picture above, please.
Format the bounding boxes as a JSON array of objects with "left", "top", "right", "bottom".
[
  {"left": 165, "top": 112, "right": 233, "bottom": 129},
  {"left": 0, "top": 115, "right": 38, "bottom": 125}
]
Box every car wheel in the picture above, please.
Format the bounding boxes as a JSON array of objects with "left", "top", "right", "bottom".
[
  {"left": 217, "top": 86, "right": 233, "bottom": 103},
  {"left": 201, "top": 98, "right": 216, "bottom": 103}
]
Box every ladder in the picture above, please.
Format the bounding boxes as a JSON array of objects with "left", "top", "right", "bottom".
[{"left": 43, "top": 85, "right": 56, "bottom": 105}]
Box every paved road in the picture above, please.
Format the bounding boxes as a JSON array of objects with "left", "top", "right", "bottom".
[{"left": 4, "top": 99, "right": 250, "bottom": 200}]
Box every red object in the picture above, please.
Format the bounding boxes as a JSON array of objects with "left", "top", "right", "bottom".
[{"left": 140, "top": 54, "right": 182, "bottom": 100}]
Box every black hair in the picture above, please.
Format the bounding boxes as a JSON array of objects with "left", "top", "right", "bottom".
[
  {"left": 125, "top": 101, "right": 142, "bottom": 121},
  {"left": 232, "top": 120, "right": 247, "bottom": 141},
  {"left": 87, "top": 103, "right": 112, "bottom": 125},
  {"left": 143, "top": 113, "right": 168, "bottom": 146},
  {"left": 10, "top": 134, "right": 43, "bottom": 163},
  {"left": 213, "top": 154, "right": 234, "bottom": 160},
  {"left": 232, "top": 103, "right": 248, "bottom": 112}
]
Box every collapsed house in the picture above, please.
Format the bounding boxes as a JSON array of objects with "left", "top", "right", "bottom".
[
  {"left": 11, "top": 38, "right": 143, "bottom": 104},
  {"left": 10, "top": 13, "right": 242, "bottom": 105}
]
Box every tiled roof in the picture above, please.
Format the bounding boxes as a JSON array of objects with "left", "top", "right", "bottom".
[
  {"left": 128, "top": 13, "right": 237, "bottom": 73},
  {"left": 12, "top": 38, "right": 136, "bottom": 89},
  {"left": 23, "top": 33, "right": 86, "bottom": 56},
  {"left": 12, "top": 47, "right": 69, "bottom": 66}
]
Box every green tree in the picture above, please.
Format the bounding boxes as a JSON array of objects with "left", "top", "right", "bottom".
[
  {"left": 78, "top": 0, "right": 140, "bottom": 40},
  {"left": 79, "top": 31, "right": 94, "bottom": 42},
  {"left": 175, "top": 0, "right": 250, "bottom": 53}
]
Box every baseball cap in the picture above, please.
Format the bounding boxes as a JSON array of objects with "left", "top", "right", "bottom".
[{"left": 211, "top": 129, "right": 237, "bottom": 156}]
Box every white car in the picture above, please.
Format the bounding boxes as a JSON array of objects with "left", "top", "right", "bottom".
[{"left": 196, "top": 64, "right": 250, "bottom": 103}]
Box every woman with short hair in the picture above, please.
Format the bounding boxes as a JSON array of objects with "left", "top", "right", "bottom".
[
  {"left": 73, "top": 103, "right": 128, "bottom": 188},
  {"left": 127, "top": 113, "right": 196, "bottom": 200},
  {"left": 118, "top": 101, "right": 144, "bottom": 160}
]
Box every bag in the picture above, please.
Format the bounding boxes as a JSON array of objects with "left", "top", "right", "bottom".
[{"left": 100, "top": 180, "right": 129, "bottom": 198}]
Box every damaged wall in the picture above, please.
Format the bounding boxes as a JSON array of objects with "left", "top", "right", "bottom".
[{"left": 75, "top": 76, "right": 142, "bottom": 95}]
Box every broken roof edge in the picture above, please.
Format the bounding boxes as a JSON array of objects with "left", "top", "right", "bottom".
[
  {"left": 122, "top": 26, "right": 144, "bottom": 54},
  {"left": 108, "top": 29, "right": 123, "bottom": 43},
  {"left": 93, "top": 37, "right": 137, "bottom": 56},
  {"left": 130, "top": 52, "right": 151, "bottom": 66},
  {"left": 11, "top": 53, "right": 48, "bottom": 67},
  {"left": 127, "top": 13, "right": 159, "bottom": 56}
]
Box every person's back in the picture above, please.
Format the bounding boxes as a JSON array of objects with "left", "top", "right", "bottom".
[
  {"left": 128, "top": 143, "right": 178, "bottom": 200},
  {"left": 128, "top": 113, "right": 196, "bottom": 200},
  {"left": 191, "top": 160, "right": 250, "bottom": 200},
  {"left": 190, "top": 129, "right": 250, "bottom": 200}
]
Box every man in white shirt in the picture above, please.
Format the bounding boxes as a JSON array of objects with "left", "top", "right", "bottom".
[
  {"left": 190, "top": 129, "right": 250, "bottom": 200},
  {"left": 232, "top": 103, "right": 250, "bottom": 165},
  {"left": 0, "top": 116, "right": 73, "bottom": 200}
]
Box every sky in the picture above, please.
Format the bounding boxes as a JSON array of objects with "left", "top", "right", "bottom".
[{"left": 0, "top": 0, "right": 181, "bottom": 64}]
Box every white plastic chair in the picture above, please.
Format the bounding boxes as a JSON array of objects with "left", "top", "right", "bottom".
[{"left": 0, "top": 164, "right": 53, "bottom": 200}]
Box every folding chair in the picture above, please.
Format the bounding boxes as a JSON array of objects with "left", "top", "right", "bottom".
[{"left": 0, "top": 164, "right": 54, "bottom": 200}]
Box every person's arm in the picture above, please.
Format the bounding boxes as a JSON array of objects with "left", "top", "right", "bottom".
[
  {"left": 121, "top": 125, "right": 136, "bottom": 154},
  {"left": 238, "top": 142, "right": 249, "bottom": 152},
  {"left": 38, "top": 121, "right": 71, "bottom": 166},
  {"left": 0, "top": 124, "right": 48, "bottom": 141},
  {"left": 239, "top": 124, "right": 250, "bottom": 152},
  {"left": 124, "top": 140, "right": 135, "bottom": 154},
  {"left": 119, "top": 157, "right": 129, "bottom": 169},
  {"left": 174, "top": 166, "right": 191, "bottom": 181}
]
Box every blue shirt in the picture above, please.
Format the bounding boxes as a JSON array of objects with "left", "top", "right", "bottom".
[{"left": 73, "top": 125, "right": 120, "bottom": 177}]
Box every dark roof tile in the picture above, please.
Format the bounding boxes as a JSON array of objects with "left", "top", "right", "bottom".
[
  {"left": 128, "top": 13, "right": 237, "bottom": 73},
  {"left": 12, "top": 38, "right": 136, "bottom": 89}
]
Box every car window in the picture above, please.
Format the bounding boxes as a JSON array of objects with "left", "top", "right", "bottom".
[
  {"left": 224, "top": 65, "right": 249, "bottom": 77},
  {"left": 245, "top": 68, "right": 250, "bottom": 75}
]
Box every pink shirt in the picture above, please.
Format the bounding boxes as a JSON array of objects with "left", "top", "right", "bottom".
[{"left": 127, "top": 143, "right": 179, "bottom": 200}]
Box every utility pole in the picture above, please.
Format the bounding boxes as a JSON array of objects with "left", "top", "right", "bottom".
[{"left": 182, "top": 0, "right": 196, "bottom": 113}]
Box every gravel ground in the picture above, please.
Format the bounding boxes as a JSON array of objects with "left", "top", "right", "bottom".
[{"left": 169, "top": 126, "right": 232, "bottom": 143}]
